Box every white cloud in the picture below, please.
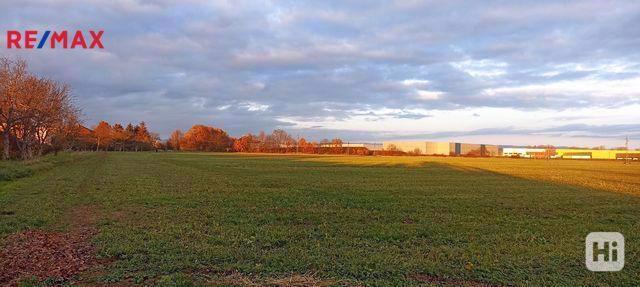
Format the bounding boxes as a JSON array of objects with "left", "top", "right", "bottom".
[
  {"left": 400, "top": 79, "right": 444, "bottom": 100},
  {"left": 401, "top": 79, "right": 430, "bottom": 86},
  {"left": 450, "top": 59, "right": 508, "bottom": 78},
  {"left": 415, "top": 90, "right": 443, "bottom": 100},
  {"left": 240, "top": 102, "right": 270, "bottom": 112},
  {"left": 483, "top": 76, "right": 640, "bottom": 99}
]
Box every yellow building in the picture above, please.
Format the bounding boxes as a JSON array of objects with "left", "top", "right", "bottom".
[{"left": 555, "top": 149, "right": 638, "bottom": 160}]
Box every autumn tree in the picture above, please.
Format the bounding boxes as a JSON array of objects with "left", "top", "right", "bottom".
[
  {"left": 94, "top": 121, "right": 112, "bottom": 151},
  {"left": 134, "top": 122, "right": 152, "bottom": 151},
  {"left": 233, "top": 134, "right": 252, "bottom": 152},
  {"left": 0, "top": 58, "right": 28, "bottom": 159},
  {"left": 181, "top": 124, "right": 232, "bottom": 152},
  {"left": 331, "top": 138, "right": 343, "bottom": 154},
  {"left": 269, "top": 129, "right": 295, "bottom": 152},
  {"left": 124, "top": 123, "right": 135, "bottom": 150},
  {"left": 254, "top": 131, "right": 268, "bottom": 152},
  {"left": 298, "top": 137, "right": 317, "bottom": 154},
  {"left": 1, "top": 57, "right": 80, "bottom": 159},
  {"left": 85, "top": 121, "right": 158, "bottom": 152},
  {"left": 150, "top": 132, "right": 161, "bottom": 151},
  {"left": 297, "top": 137, "right": 307, "bottom": 154},
  {"left": 112, "top": 123, "right": 128, "bottom": 151},
  {"left": 168, "top": 129, "right": 183, "bottom": 151}
]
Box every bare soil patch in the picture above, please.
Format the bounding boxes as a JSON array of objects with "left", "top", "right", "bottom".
[
  {"left": 0, "top": 205, "right": 101, "bottom": 285},
  {"left": 0, "top": 228, "right": 97, "bottom": 285}
]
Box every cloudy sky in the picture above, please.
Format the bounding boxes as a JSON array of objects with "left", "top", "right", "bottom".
[{"left": 2, "top": 0, "right": 640, "bottom": 147}]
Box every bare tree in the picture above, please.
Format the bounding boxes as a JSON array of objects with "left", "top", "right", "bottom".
[
  {"left": 0, "top": 57, "right": 80, "bottom": 159},
  {"left": 169, "top": 129, "right": 183, "bottom": 150},
  {"left": 0, "top": 57, "right": 29, "bottom": 159}
]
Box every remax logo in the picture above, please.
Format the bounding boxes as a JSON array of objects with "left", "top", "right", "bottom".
[{"left": 5, "top": 30, "right": 104, "bottom": 49}]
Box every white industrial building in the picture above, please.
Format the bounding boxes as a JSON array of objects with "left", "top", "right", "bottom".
[
  {"left": 342, "top": 143, "right": 383, "bottom": 151},
  {"left": 501, "top": 148, "right": 546, "bottom": 158}
]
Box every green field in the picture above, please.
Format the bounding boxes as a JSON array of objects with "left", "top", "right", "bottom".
[{"left": 1, "top": 152, "right": 639, "bottom": 286}]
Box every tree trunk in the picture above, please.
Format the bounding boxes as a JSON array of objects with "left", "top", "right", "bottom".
[{"left": 2, "top": 131, "right": 10, "bottom": 160}]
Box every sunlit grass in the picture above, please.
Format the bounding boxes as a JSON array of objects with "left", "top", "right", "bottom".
[{"left": 298, "top": 155, "right": 640, "bottom": 195}]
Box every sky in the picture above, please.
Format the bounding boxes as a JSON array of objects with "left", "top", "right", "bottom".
[{"left": 2, "top": 0, "right": 640, "bottom": 148}]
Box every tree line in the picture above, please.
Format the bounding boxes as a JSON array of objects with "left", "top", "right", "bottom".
[
  {"left": 66, "top": 122, "right": 363, "bottom": 155},
  {"left": 88, "top": 121, "right": 160, "bottom": 152},
  {"left": 166, "top": 127, "right": 365, "bottom": 154},
  {"left": 1, "top": 56, "right": 369, "bottom": 160}
]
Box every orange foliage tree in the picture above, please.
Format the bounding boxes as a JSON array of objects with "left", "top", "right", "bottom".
[
  {"left": 111, "top": 123, "right": 128, "bottom": 151},
  {"left": 168, "top": 129, "right": 183, "bottom": 151},
  {"left": 298, "top": 138, "right": 317, "bottom": 154},
  {"left": 232, "top": 134, "right": 252, "bottom": 152},
  {"left": 181, "top": 124, "right": 232, "bottom": 152},
  {"left": 93, "top": 121, "right": 112, "bottom": 151}
]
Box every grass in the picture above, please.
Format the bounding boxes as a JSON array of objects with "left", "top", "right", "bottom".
[
  {"left": 0, "top": 152, "right": 89, "bottom": 182},
  {"left": 1, "top": 152, "right": 639, "bottom": 286}
]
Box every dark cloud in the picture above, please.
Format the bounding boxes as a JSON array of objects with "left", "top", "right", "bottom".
[{"left": 1, "top": 0, "right": 639, "bottom": 142}]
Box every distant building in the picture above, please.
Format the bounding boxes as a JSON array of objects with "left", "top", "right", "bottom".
[
  {"left": 500, "top": 147, "right": 640, "bottom": 160},
  {"left": 502, "top": 148, "right": 547, "bottom": 158},
  {"left": 382, "top": 141, "right": 498, "bottom": 156},
  {"left": 426, "top": 141, "right": 450, "bottom": 155},
  {"left": 343, "top": 143, "right": 383, "bottom": 151},
  {"left": 556, "top": 148, "right": 639, "bottom": 160},
  {"left": 616, "top": 153, "right": 640, "bottom": 160},
  {"left": 383, "top": 141, "right": 450, "bottom": 155},
  {"left": 560, "top": 151, "right": 592, "bottom": 159},
  {"left": 450, "top": 142, "right": 499, "bottom": 157}
]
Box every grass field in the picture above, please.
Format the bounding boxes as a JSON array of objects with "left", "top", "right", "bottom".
[{"left": 1, "top": 152, "right": 640, "bottom": 286}]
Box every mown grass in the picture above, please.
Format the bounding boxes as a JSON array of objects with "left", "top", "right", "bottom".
[
  {"left": 0, "top": 152, "right": 93, "bottom": 182},
  {"left": 1, "top": 152, "right": 639, "bottom": 286}
]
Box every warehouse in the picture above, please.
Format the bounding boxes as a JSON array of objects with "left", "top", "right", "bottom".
[
  {"left": 450, "top": 142, "right": 500, "bottom": 156},
  {"left": 502, "top": 147, "right": 547, "bottom": 158},
  {"left": 378, "top": 141, "right": 639, "bottom": 159},
  {"left": 426, "top": 142, "right": 451, "bottom": 155},
  {"left": 555, "top": 149, "right": 639, "bottom": 160},
  {"left": 382, "top": 141, "right": 498, "bottom": 156},
  {"left": 342, "top": 143, "right": 383, "bottom": 151},
  {"left": 383, "top": 141, "right": 451, "bottom": 155}
]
